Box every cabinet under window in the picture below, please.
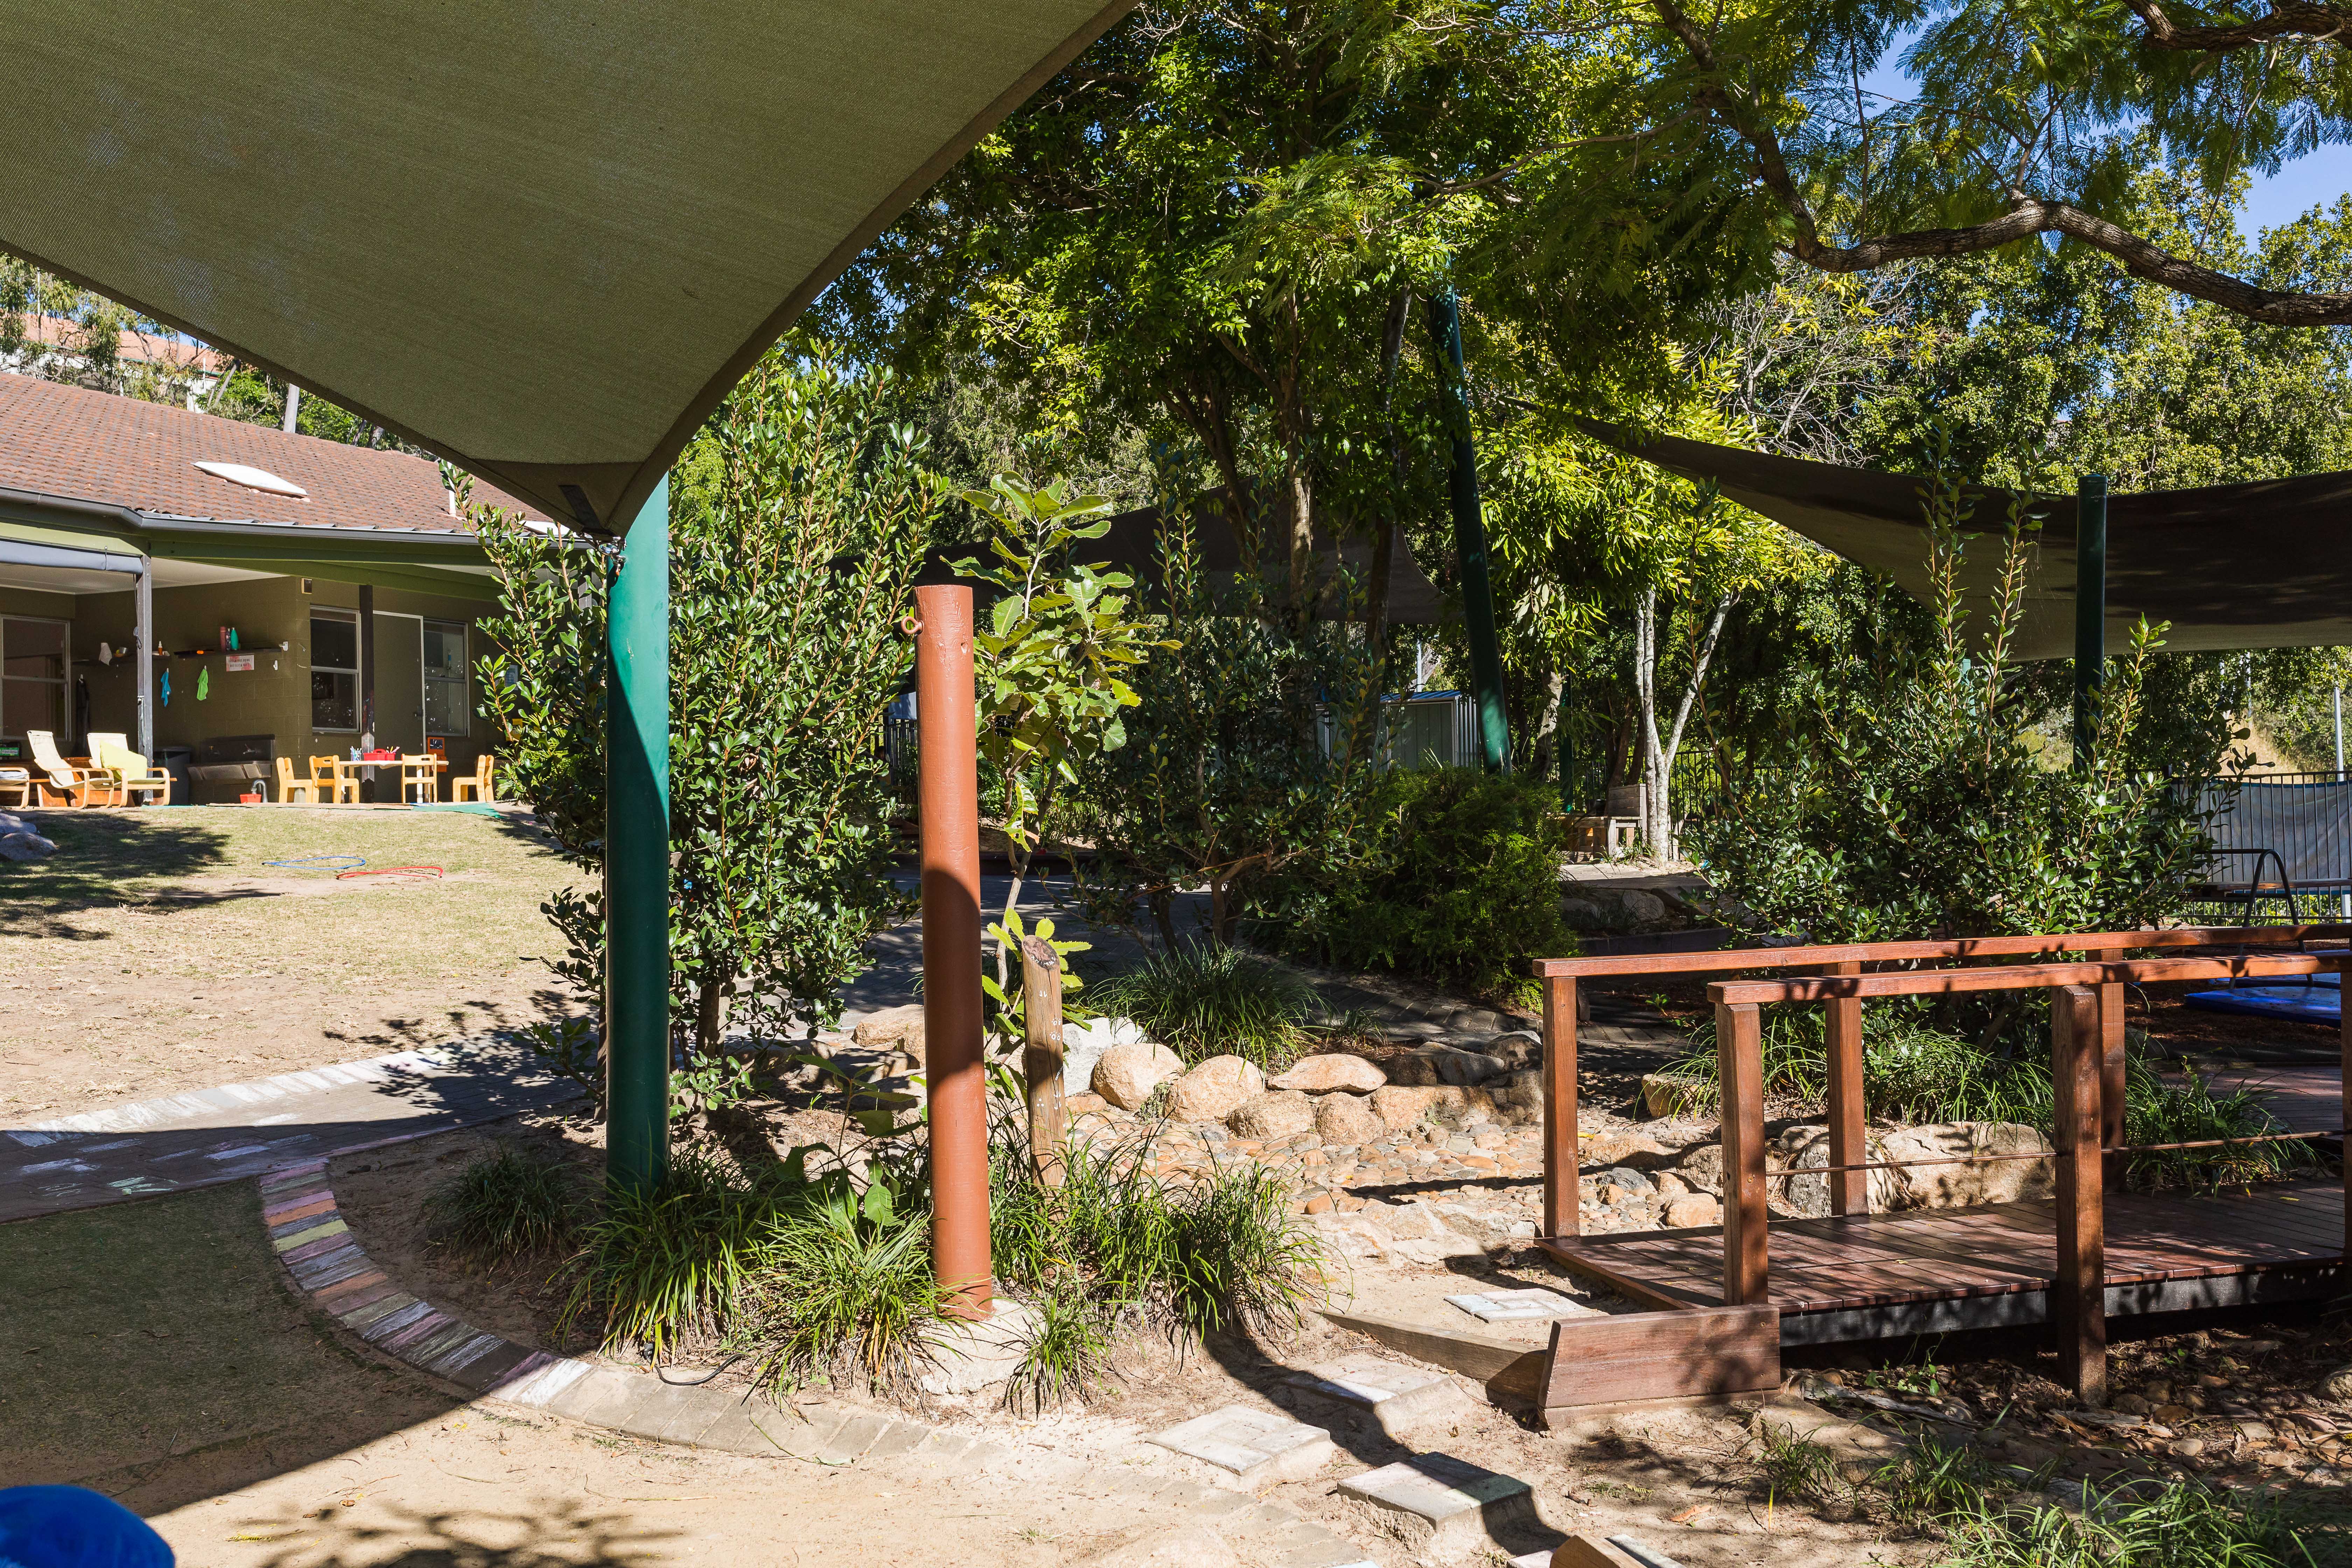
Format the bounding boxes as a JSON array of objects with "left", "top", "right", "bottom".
[{"left": 312, "top": 609, "right": 358, "bottom": 731}]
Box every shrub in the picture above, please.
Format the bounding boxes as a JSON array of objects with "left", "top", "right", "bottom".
[
  {"left": 1089, "top": 941, "right": 1317, "bottom": 1070},
  {"left": 1255, "top": 768, "right": 1575, "bottom": 1000},
  {"left": 559, "top": 1148, "right": 795, "bottom": 1358},
  {"left": 1937, "top": 1474, "right": 2312, "bottom": 1566},
  {"left": 742, "top": 1181, "right": 941, "bottom": 1395},
  {"left": 429, "top": 1143, "right": 580, "bottom": 1257}
]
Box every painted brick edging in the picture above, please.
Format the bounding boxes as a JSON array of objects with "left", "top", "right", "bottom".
[{"left": 258, "top": 1161, "right": 1381, "bottom": 1568}]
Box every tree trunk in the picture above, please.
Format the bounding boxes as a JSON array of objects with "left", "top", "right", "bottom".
[
  {"left": 694, "top": 974, "right": 728, "bottom": 1058},
  {"left": 1632, "top": 588, "right": 1736, "bottom": 862}
]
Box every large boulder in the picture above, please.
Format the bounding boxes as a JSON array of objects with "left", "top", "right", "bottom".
[
  {"left": 851, "top": 1003, "right": 926, "bottom": 1053},
  {"left": 1484, "top": 1069, "right": 1545, "bottom": 1126},
  {"left": 1315, "top": 1092, "right": 1384, "bottom": 1145},
  {"left": 1229, "top": 1089, "right": 1317, "bottom": 1140},
  {"left": 1092, "top": 1041, "right": 1185, "bottom": 1110},
  {"left": 1384, "top": 1046, "right": 1509, "bottom": 1088},
  {"left": 1271, "top": 1054, "right": 1387, "bottom": 1094},
  {"left": 1371, "top": 1084, "right": 1466, "bottom": 1130},
  {"left": 1579, "top": 1132, "right": 1673, "bottom": 1170},
  {"left": 1879, "top": 1122, "right": 2053, "bottom": 1209},
  {"left": 1640, "top": 1070, "right": 1715, "bottom": 1119},
  {"left": 1166, "top": 1055, "right": 1264, "bottom": 1123},
  {"left": 1483, "top": 1030, "right": 1544, "bottom": 1071}
]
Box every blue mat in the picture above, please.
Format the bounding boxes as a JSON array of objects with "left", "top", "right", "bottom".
[{"left": 2184, "top": 974, "right": 2340, "bottom": 1024}]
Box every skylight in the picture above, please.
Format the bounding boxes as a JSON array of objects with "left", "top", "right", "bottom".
[{"left": 194, "top": 460, "right": 307, "bottom": 498}]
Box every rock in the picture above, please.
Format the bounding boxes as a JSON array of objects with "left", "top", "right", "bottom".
[
  {"left": 1065, "top": 1091, "right": 1109, "bottom": 1115},
  {"left": 1665, "top": 1195, "right": 1721, "bottom": 1228},
  {"left": 1482, "top": 1070, "right": 1545, "bottom": 1126},
  {"left": 1078, "top": 1527, "right": 1242, "bottom": 1568},
  {"left": 2171, "top": 1437, "right": 2208, "bottom": 1459},
  {"left": 1093, "top": 1041, "right": 1185, "bottom": 1110},
  {"left": 1640, "top": 1070, "right": 1715, "bottom": 1119},
  {"left": 2156, "top": 1404, "right": 2193, "bottom": 1425},
  {"left": 1559, "top": 896, "right": 1607, "bottom": 931},
  {"left": 2112, "top": 1393, "right": 2152, "bottom": 1415},
  {"left": 1272, "top": 1054, "right": 1387, "bottom": 1094},
  {"left": 851, "top": 1003, "right": 925, "bottom": 1049},
  {"left": 1385, "top": 1047, "right": 1509, "bottom": 1088},
  {"left": 1316, "top": 1092, "right": 1385, "bottom": 1145},
  {"left": 1619, "top": 889, "right": 1668, "bottom": 924},
  {"left": 1877, "top": 1122, "right": 2053, "bottom": 1209},
  {"left": 1595, "top": 1166, "right": 1655, "bottom": 1194},
  {"left": 1167, "top": 1055, "right": 1265, "bottom": 1122},
  {"left": 2322, "top": 1365, "right": 2352, "bottom": 1404},
  {"left": 1653, "top": 1171, "right": 1690, "bottom": 1200},
  {"left": 1675, "top": 1143, "right": 1724, "bottom": 1197},
  {"left": 0, "top": 811, "right": 56, "bottom": 862},
  {"left": 1371, "top": 1085, "right": 1466, "bottom": 1130},
  {"left": 1579, "top": 1132, "right": 1672, "bottom": 1168},
  {"left": 1230, "top": 1090, "right": 1317, "bottom": 1139},
  {"left": 1483, "top": 1030, "right": 1543, "bottom": 1070}
]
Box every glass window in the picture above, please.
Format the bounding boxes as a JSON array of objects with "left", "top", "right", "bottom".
[
  {"left": 311, "top": 609, "right": 358, "bottom": 732},
  {"left": 422, "top": 620, "right": 469, "bottom": 736},
  {"left": 1, "top": 616, "right": 68, "bottom": 746}
]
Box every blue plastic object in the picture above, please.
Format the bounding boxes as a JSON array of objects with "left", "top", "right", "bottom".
[
  {"left": 0, "top": 1486, "right": 173, "bottom": 1568},
  {"left": 2183, "top": 972, "right": 2341, "bottom": 1024}
]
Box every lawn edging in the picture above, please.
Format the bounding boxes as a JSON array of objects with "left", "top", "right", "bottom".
[{"left": 259, "top": 1159, "right": 1381, "bottom": 1568}]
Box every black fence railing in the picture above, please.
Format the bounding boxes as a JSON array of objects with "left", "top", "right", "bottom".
[{"left": 2191, "top": 771, "right": 2352, "bottom": 924}]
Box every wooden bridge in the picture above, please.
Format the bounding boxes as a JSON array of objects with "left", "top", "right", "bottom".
[{"left": 1520, "top": 927, "right": 2352, "bottom": 1422}]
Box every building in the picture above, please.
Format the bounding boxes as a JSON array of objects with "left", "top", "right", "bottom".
[{"left": 0, "top": 374, "right": 536, "bottom": 800}]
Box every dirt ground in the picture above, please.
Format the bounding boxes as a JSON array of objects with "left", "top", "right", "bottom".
[{"left": 0, "top": 806, "right": 582, "bottom": 1115}]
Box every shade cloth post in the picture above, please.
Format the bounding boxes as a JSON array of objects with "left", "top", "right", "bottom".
[
  {"left": 133, "top": 559, "right": 153, "bottom": 765},
  {"left": 2073, "top": 474, "right": 2107, "bottom": 767},
  {"left": 605, "top": 478, "right": 672, "bottom": 1198},
  {"left": 1426, "top": 286, "right": 1509, "bottom": 773}
]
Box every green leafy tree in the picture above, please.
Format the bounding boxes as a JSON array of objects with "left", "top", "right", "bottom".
[{"left": 477, "top": 339, "right": 936, "bottom": 1110}]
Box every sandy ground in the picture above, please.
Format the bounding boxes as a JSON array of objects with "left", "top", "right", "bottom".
[{"left": 0, "top": 807, "right": 581, "bottom": 1115}]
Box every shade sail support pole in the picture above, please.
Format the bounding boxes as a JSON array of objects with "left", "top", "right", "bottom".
[
  {"left": 1426, "top": 286, "right": 1510, "bottom": 774},
  {"left": 605, "top": 477, "right": 672, "bottom": 1199},
  {"left": 2072, "top": 474, "right": 2107, "bottom": 769},
  {"left": 134, "top": 558, "right": 154, "bottom": 765}
]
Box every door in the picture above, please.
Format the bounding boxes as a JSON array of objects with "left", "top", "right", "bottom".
[{"left": 371, "top": 612, "right": 424, "bottom": 754}]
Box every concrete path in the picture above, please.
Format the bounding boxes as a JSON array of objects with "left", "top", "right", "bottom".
[{"left": 0, "top": 1038, "right": 579, "bottom": 1223}]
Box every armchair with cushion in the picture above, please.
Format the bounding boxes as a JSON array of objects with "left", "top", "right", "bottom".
[
  {"left": 88, "top": 734, "right": 173, "bottom": 806},
  {"left": 26, "top": 730, "right": 114, "bottom": 806}
]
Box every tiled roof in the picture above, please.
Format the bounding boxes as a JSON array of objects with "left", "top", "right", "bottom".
[
  {"left": 0, "top": 373, "right": 545, "bottom": 532},
  {"left": 9, "top": 315, "right": 232, "bottom": 376}
]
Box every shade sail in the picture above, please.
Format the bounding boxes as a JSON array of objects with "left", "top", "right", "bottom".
[
  {"left": 1591, "top": 423, "right": 2352, "bottom": 661},
  {"left": 0, "top": 2, "right": 1132, "bottom": 534}
]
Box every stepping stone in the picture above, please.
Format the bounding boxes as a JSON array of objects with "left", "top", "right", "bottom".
[
  {"left": 1445, "top": 1288, "right": 1595, "bottom": 1323},
  {"left": 1149, "top": 1403, "right": 1337, "bottom": 1489},
  {"left": 1337, "top": 1453, "right": 1539, "bottom": 1554},
  {"left": 1288, "top": 1354, "right": 1475, "bottom": 1438},
  {"left": 1515, "top": 1538, "right": 1686, "bottom": 1568}
]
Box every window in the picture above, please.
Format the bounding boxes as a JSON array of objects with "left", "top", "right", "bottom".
[
  {"left": 311, "top": 609, "right": 358, "bottom": 731},
  {"left": 422, "top": 620, "right": 470, "bottom": 736},
  {"left": 1, "top": 616, "right": 67, "bottom": 746}
]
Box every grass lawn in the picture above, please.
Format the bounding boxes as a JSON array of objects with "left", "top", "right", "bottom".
[{"left": 0, "top": 806, "right": 581, "bottom": 1115}]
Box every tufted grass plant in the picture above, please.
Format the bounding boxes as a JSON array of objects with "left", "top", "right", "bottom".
[
  {"left": 1935, "top": 1473, "right": 2313, "bottom": 1567},
  {"left": 1090, "top": 941, "right": 1317, "bottom": 1071},
  {"left": 429, "top": 1142, "right": 581, "bottom": 1258}
]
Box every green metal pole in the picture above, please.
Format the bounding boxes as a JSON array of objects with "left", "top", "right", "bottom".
[
  {"left": 1426, "top": 286, "right": 1511, "bottom": 774},
  {"left": 2072, "top": 474, "right": 2107, "bottom": 770},
  {"left": 606, "top": 476, "right": 671, "bottom": 1197}
]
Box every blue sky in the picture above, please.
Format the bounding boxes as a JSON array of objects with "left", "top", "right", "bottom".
[{"left": 2244, "top": 146, "right": 2352, "bottom": 237}]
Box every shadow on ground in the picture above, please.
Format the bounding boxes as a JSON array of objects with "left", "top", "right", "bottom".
[{"left": 0, "top": 1181, "right": 462, "bottom": 1514}]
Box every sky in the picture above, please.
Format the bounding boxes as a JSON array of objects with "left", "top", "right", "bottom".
[{"left": 2243, "top": 146, "right": 2352, "bottom": 237}]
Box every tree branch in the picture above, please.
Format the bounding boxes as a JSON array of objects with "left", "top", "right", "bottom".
[{"left": 2121, "top": 0, "right": 2352, "bottom": 51}]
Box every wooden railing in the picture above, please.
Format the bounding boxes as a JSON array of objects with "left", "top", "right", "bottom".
[{"left": 1533, "top": 925, "right": 2352, "bottom": 1400}]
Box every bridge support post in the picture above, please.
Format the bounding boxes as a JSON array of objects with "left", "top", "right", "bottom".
[
  {"left": 1542, "top": 976, "right": 1579, "bottom": 1239},
  {"left": 1717, "top": 1000, "right": 1769, "bottom": 1306},
  {"left": 2053, "top": 984, "right": 2107, "bottom": 1404},
  {"left": 1824, "top": 964, "right": 1866, "bottom": 1216}
]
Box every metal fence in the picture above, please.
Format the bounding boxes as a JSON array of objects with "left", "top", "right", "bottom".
[{"left": 2194, "top": 770, "right": 2352, "bottom": 922}]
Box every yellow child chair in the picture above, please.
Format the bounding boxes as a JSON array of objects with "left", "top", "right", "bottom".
[
  {"left": 272, "top": 755, "right": 319, "bottom": 803},
  {"left": 398, "top": 753, "right": 439, "bottom": 804},
  {"left": 26, "top": 730, "right": 113, "bottom": 806},
  {"left": 88, "top": 734, "right": 173, "bottom": 806},
  {"left": 309, "top": 755, "right": 354, "bottom": 804},
  {"left": 450, "top": 753, "right": 495, "bottom": 803}
]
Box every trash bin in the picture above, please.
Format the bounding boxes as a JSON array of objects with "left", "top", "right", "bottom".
[{"left": 158, "top": 746, "right": 193, "bottom": 807}]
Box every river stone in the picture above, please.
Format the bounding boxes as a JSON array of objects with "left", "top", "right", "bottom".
[
  {"left": 1093, "top": 1041, "right": 1184, "bottom": 1110},
  {"left": 1167, "top": 1055, "right": 1264, "bottom": 1123},
  {"left": 1580, "top": 1132, "right": 1673, "bottom": 1169},
  {"left": 1272, "top": 1054, "right": 1388, "bottom": 1094},
  {"left": 1640, "top": 1070, "right": 1715, "bottom": 1119},
  {"left": 1230, "top": 1089, "right": 1317, "bottom": 1139},
  {"left": 2324, "top": 1366, "right": 2352, "bottom": 1404},
  {"left": 1386, "top": 1047, "right": 1509, "bottom": 1088},
  {"left": 1316, "top": 1091, "right": 1385, "bottom": 1145},
  {"left": 1675, "top": 1143, "right": 1724, "bottom": 1196},
  {"left": 1665, "top": 1194, "right": 1721, "bottom": 1228}
]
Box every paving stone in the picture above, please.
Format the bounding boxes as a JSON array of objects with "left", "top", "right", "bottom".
[
  {"left": 914, "top": 1297, "right": 1038, "bottom": 1395},
  {"left": 1444, "top": 1288, "right": 1596, "bottom": 1324},
  {"left": 811, "top": 1410, "right": 896, "bottom": 1464},
  {"left": 862, "top": 1419, "right": 931, "bottom": 1460},
  {"left": 1149, "top": 1403, "right": 1337, "bottom": 1490},
  {"left": 1337, "top": 1453, "right": 1540, "bottom": 1554},
  {"left": 693, "top": 1400, "right": 774, "bottom": 1455},
  {"left": 1289, "top": 1354, "right": 1476, "bottom": 1439},
  {"left": 611, "top": 1386, "right": 692, "bottom": 1441},
  {"left": 488, "top": 1354, "right": 588, "bottom": 1409},
  {"left": 652, "top": 1388, "right": 731, "bottom": 1446},
  {"left": 541, "top": 1366, "right": 648, "bottom": 1429}
]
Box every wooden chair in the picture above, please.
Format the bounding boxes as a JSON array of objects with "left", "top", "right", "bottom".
[
  {"left": 88, "top": 733, "right": 173, "bottom": 806},
  {"left": 26, "top": 730, "right": 113, "bottom": 806},
  {"left": 273, "top": 755, "right": 318, "bottom": 804},
  {"left": 398, "top": 753, "right": 440, "bottom": 804},
  {"left": 0, "top": 767, "right": 35, "bottom": 809},
  {"left": 309, "top": 755, "right": 354, "bottom": 804},
  {"left": 450, "top": 753, "right": 495, "bottom": 803}
]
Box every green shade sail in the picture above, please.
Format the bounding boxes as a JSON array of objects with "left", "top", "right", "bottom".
[{"left": 1, "top": 1, "right": 1131, "bottom": 532}]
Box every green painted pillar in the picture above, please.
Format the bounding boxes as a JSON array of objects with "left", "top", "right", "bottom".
[
  {"left": 1426, "top": 286, "right": 1510, "bottom": 774},
  {"left": 2072, "top": 474, "right": 2107, "bottom": 770},
  {"left": 606, "top": 476, "right": 671, "bottom": 1196}
]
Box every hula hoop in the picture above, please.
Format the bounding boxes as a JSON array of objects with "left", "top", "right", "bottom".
[
  {"left": 336, "top": 864, "right": 445, "bottom": 883},
  {"left": 265, "top": 854, "right": 367, "bottom": 871}
]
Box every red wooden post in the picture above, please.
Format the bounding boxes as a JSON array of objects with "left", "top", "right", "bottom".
[
  {"left": 1543, "top": 975, "right": 1579, "bottom": 1238},
  {"left": 1717, "top": 1000, "right": 1769, "bottom": 1306},
  {"left": 915, "top": 585, "right": 991, "bottom": 1318},
  {"left": 2099, "top": 979, "right": 2127, "bottom": 1186},
  {"left": 1824, "top": 961, "right": 1866, "bottom": 1216},
  {"left": 2053, "top": 983, "right": 2106, "bottom": 1403}
]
